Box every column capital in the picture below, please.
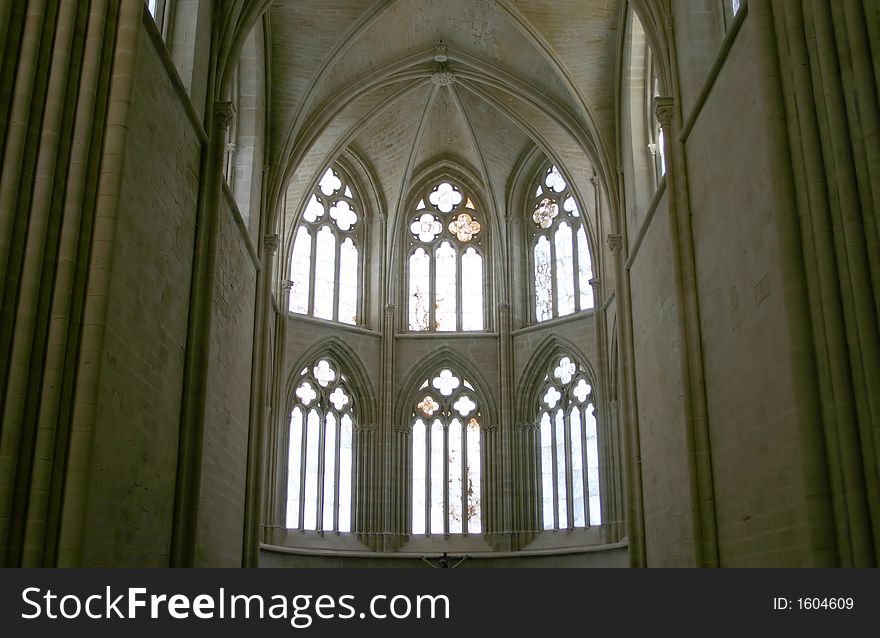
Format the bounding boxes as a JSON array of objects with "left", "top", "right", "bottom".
[
  {"left": 384, "top": 304, "right": 396, "bottom": 315},
  {"left": 214, "top": 100, "right": 236, "bottom": 130},
  {"left": 607, "top": 233, "right": 623, "bottom": 253},
  {"left": 264, "top": 233, "right": 280, "bottom": 256},
  {"left": 281, "top": 279, "right": 294, "bottom": 293},
  {"left": 653, "top": 96, "right": 674, "bottom": 129}
]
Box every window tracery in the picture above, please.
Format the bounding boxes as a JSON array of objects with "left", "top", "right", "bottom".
[
  {"left": 289, "top": 166, "right": 363, "bottom": 325},
  {"left": 529, "top": 165, "right": 594, "bottom": 322},
  {"left": 537, "top": 354, "right": 601, "bottom": 529},
  {"left": 410, "top": 368, "right": 482, "bottom": 535},
  {"left": 286, "top": 357, "right": 355, "bottom": 532}
]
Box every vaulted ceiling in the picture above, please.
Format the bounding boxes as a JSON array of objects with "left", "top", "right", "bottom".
[{"left": 267, "top": 0, "right": 621, "bottom": 242}]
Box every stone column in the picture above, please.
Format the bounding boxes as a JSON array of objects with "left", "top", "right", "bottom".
[
  {"left": 655, "top": 92, "right": 718, "bottom": 567},
  {"left": 170, "top": 99, "right": 236, "bottom": 567},
  {"left": 381, "top": 303, "right": 397, "bottom": 549},
  {"left": 495, "top": 301, "right": 512, "bottom": 547},
  {"left": 242, "top": 231, "right": 278, "bottom": 566},
  {"left": 766, "top": 0, "right": 880, "bottom": 566},
  {"left": 607, "top": 226, "right": 646, "bottom": 566},
  {"left": 0, "top": 0, "right": 143, "bottom": 567}
]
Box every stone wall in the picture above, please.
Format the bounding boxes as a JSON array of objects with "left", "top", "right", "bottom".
[{"left": 82, "top": 20, "right": 199, "bottom": 566}]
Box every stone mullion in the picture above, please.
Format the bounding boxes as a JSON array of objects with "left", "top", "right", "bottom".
[
  {"left": 443, "top": 420, "right": 450, "bottom": 536},
  {"left": 582, "top": 405, "right": 592, "bottom": 529},
  {"left": 460, "top": 419, "right": 468, "bottom": 533},
  {"left": 550, "top": 410, "right": 559, "bottom": 529},
  {"left": 297, "top": 408, "right": 308, "bottom": 529},
  {"left": 306, "top": 221, "right": 319, "bottom": 316},
  {"left": 548, "top": 225, "right": 559, "bottom": 319},
  {"left": 331, "top": 410, "right": 341, "bottom": 531},
  {"left": 317, "top": 408, "right": 330, "bottom": 533},
  {"left": 456, "top": 247, "right": 462, "bottom": 332},
  {"left": 563, "top": 407, "right": 574, "bottom": 529},
  {"left": 331, "top": 229, "right": 342, "bottom": 322}
]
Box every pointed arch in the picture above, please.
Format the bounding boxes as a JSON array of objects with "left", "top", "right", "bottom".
[
  {"left": 515, "top": 333, "right": 597, "bottom": 424},
  {"left": 397, "top": 168, "right": 493, "bottom": 333},
  {"left": 394, "top": 347, "right": 498, "bottom": 430},
  {"left": 286, "top": 337, "right": 377, "bottom": 427}
]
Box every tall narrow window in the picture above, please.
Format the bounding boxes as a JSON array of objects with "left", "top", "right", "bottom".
[
  {"left": 529, "top": 165, "right": 595, "bottom": 323},
  {"left": 537, "top": 354, "right": 601, "bottom": 529},
  {"left": 406, "top": 181, "right": 487, "bottom": 332},
  {"left": 286, "top": 357, "right": 355, "bottom": 532},
  {"left": 145, "top": 0, "right": 168, "bottom": 35},
  {"left": 723, "top": 0, "right": 742, "bottom": 29},
  {"left": 411, "top": 368, "right": 482, "bottom": 534},
  {"left": 289, "top": 166, "right": 363, "bottom": 325},
  {"left": 647, "top": 53, "right": 666, "bottom": 184}
]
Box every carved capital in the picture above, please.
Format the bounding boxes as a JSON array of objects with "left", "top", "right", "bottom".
[
  {"left": 214, "top": 101, "right": 236, "bottom": 130},
  {"left": 607, "top": 233, "right": 623, "bottom": 253},
  {"left": 384, "top": 304, "right": 396, "bottom": 315},
  {"left": 591, "top": 174, "right": 601, "bottom": 188},
  {"left": 497, "top": 301, "right": 511, "bottom": 312},
  {"left": 263, "top": 233, "right": 280, "bottom": 256},
  {"left": 654, "top": 96, "right": 674, "bottom": 129},
  {"left": 481, "top": 423, "right": 499, "bottom": 433},
  {"left": 281, "top": 279, "right": 294, "bottom": 293},
  {"left": 588, "top": 277, "right": 601, "bottom": 290},
  {"left": 355, "top": 422, "right": 378, "bottom": 433}
]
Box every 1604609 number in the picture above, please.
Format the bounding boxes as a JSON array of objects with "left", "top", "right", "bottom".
[{"left": 797, "top": 598, "right": 854, "bottom": 610}]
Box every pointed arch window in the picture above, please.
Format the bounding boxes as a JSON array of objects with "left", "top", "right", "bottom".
[
  {"left": 289, "top": 166, "right": 363, "bottom": 325},
  {"left": 537, "top": 354, "right": 601, "bottom": 529},
  {"left": 406, "top": 181, "right": 487, "bottom": 332},
  {"left": 286, "top": 357, "right": 355, "bottom": 532},
  {"left": 410, "top": 368, "right": 482, "bottom": 535},
  {"left": 529, "top": 165, "right": 595, "bottom": 322}
]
